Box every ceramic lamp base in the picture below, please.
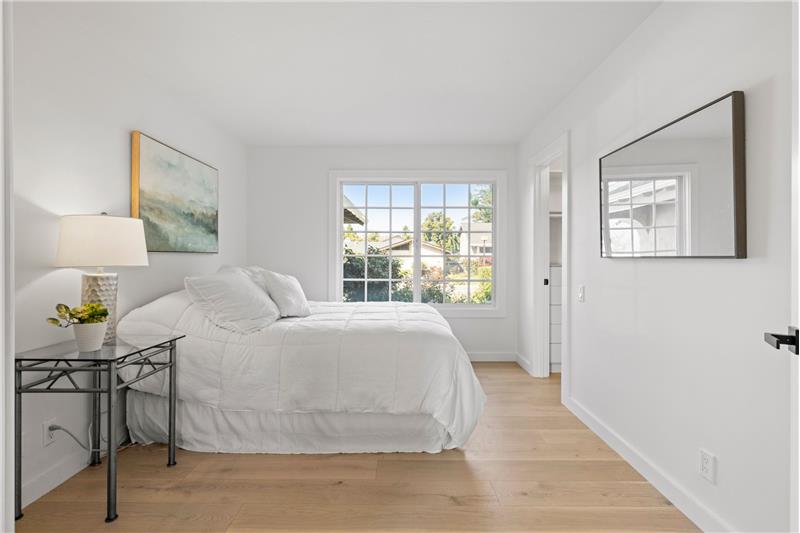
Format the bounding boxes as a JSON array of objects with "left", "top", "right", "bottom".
[{"left": 81, "top": 272, "right": 118, "bottom": 345}]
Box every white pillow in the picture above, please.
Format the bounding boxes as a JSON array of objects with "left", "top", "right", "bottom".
[
  {"left": 184, "top": 270, "right": 280, "bottom": 333},
  {"left": 218, "top": 265, "right": 269, "bottom": 292},
  {"left": 262, "top": 270, "right": 311, "bottom": 317}
]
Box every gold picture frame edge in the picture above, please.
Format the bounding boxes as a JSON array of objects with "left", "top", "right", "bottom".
[{"left": 130, "top": 131, "right": 141, "bottom": 218}]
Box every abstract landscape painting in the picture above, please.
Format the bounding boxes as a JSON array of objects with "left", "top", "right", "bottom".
[{"left": 131, "top": 131, "right": 218, "bottom": 252}]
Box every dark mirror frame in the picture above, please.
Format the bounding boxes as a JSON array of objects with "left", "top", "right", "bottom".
[{"left": 598, "top": 91, "right": 746, "bottom": 259}]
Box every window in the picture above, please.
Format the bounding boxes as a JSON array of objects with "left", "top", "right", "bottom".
[
  {"left": 602, "top": 174, "right": 687, "bottom": 257},
  {"left": 339, "top": 180, "right": 495, "bottom": 306}
]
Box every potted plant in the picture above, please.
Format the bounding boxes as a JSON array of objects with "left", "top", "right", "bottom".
[{"left": 47, "top": 303, "right": 109, "bottom": 352}]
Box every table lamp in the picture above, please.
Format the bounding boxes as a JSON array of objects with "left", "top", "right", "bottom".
[{"left": 55, "top": 214, "right": 149, "bottom": 344}]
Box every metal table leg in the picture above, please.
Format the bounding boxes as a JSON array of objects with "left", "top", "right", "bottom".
[
  {"left": 168, "top": 341, "right": 177, "bottom": 467},
  {"left": 15, "top": 361, "right": 23, "bottom": 520},
  {"left": 90, "top": 365, "right": 101, "bottom": 466},
  {"left": 105, "top": 362, "right": 118, "bottom": 523}
]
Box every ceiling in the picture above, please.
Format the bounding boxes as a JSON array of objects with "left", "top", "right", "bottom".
[{"left": 18, "top": 2, "right": 659, "bottom": 146}]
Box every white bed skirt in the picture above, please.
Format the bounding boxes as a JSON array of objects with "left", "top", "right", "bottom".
[{"left": 126, "top": 389, "right": 450, "bottom": 454}]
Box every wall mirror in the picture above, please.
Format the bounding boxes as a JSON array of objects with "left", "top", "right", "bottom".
[{"left": 600, "top": 91, "right": 745, "bottom": 258}]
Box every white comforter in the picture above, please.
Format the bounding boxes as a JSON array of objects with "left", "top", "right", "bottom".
[{"left": 117, "top": 291, "right": 486, "bottom": 448}]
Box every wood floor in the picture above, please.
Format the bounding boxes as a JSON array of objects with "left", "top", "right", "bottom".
[{"left": 17, "top": 362, "right": 698, "bottom": 532}]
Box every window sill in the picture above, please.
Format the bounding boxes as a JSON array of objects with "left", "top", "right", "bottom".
[{"left": 431, "top": 304, "right": 505, "bottom": 319}]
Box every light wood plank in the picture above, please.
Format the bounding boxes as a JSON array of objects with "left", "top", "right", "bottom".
[
  {"left": 492, "top": 480, "right": 672, "bottom": 507},
  {"left": 228, "top": 503, "right": 696, "bottom": 531},
  {"left": 185, "top": 453, "right": 378, "bottom": 480},
  {"left": 376, "top": 459, "right": 645, "bottom": 482},
  {"left": 16, "top": 502, "right": 240, "bottom": 533}
]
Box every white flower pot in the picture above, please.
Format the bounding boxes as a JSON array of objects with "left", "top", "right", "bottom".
[{"left": 73, "top": 322, "right": 108, "bottom": 352}]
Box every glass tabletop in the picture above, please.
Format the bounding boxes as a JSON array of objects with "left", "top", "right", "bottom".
[{"left": 15, "top": 334, "right": 185, "bottom": 362}]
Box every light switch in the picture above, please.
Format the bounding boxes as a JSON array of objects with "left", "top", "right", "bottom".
[{"left": 577, "top": 285, "right": 586, "bottom": 303}]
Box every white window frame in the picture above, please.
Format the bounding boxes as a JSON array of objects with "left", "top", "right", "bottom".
[
  {"left": 328, "top": 170, "right": 507, "bottom": 318},
  {"left": 601, "top": 164, "right": 695, "bottom": 257}
]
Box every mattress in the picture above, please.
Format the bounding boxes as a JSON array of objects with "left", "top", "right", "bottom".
[{"left": 116, "top": 291, "right": 486, "bottom": 453}]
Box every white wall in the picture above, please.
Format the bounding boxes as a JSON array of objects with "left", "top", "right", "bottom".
[
  {"left": 518, "top": 3, "right": 791, "bottom": 531},
  {"left": 11, "top": 3, "right": 248, "bottom": 505},
  {"left": 247, "top": 145, "right": 518, "bottom": 358}
]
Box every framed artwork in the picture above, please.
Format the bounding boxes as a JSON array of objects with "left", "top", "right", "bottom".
[{"left": 131, "top": 131, "right": 219, "bottom": 253}]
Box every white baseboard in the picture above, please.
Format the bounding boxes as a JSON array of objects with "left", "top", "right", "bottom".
[
  {"left": 515, "top": 354, "right": 535, "bottom": 375},
  {"left": 22, "top": 448, "right": 88, "bottom": 507},
  {"left": 468, "top": 351, "right": 517, "bottom": 362},
  {"left": 564, "top": 396, "right": 732, "bottom": 532},
  {"left": 550, "top": 362, "right": 561, "bottom": 373}
]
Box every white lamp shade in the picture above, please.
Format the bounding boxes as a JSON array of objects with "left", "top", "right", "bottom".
[{"left": 55, "top": 215, "right": 149, "bottom": 267}]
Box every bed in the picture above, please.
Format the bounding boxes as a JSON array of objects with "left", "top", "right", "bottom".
[{"left": 116, "top": 290, "right": 486, "bottom": 454}]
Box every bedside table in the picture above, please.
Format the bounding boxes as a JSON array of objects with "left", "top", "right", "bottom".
[{"left": 14, "top": 334, "right": 185, "bottom": 523}]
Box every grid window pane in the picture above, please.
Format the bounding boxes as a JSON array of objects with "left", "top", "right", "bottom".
[
  {"left": 392, "top": 262, "right": 414, "bottom": 279},
  {"left": 366, "top": 209, "right": 390, "bottom": 232},
  {"left": 392, "top": 185, "right": 414, "bottom": 208},
  {"left": 609, "top": 229, "right": 633, "bottom": 253},
  {"left": 343, "top": 281, "right": 365, "bottom": 302},
  {"left": 367, "top": 257, "right": 390, "bottom": 279},
  {"left": 391, "top": 209, "right": 414, "bottom": 232},
  {"left": 470, "top": 184, "right": 492, "bottom": 207},
  {"left": 392, "top": 280, "right": 413, "bottom": 302},
  {"left": 421, "top": 184, "right": 443, "bottom": 206},
  {"left": 655, "top": 203, "right": 676, "bottom": 226},
  {"left": 631, "top": 204, "right": 653, "bottom": 228},
  {"left": 445, "top": 256, "right": 469, "bottom": 279},
  {"left": 343, "top": 256, "right": 365, "bottom": 279},
  {"left": 343, "top": 234, "right": 366, "bottom": 255},
  {"left": 446, "top": 282, "right": 469, "bottom": 303},
  {"left": 630, "top": 180, "right": 655, "bottom": 204},
  {"left": 446, "top": 208, "right": 469, "bottom": 231},
  {"left": 655, "top": 179, "right": 677, "bottom": 202},
  {"left": 365, "top": 233, "right": 391, "bottom": 255},
  {"left": 608, "top": 205, "right": 631, "bottom": 228},
  {"left": 421, "top": 281, "right": 444, "bottom": 303},
  {"left": 656, "top": 227, "right": 677, "bottom": 251},
  {"left": 634, "top": 227, "right": 655, "bottom": 252},
  {"left": 421, "top": 256, "right": 444, "bottom": 280},
  {"left": 608, "top": 181, "right": 631, "bottom": 204},
  {"left": 341, "top": 181, "right": 495, "bottom": 306},
  {"left": 471, "top": 282, "right": 493, "bottom": 304},
  {"left": 367, "top": 185, "right": 390, "bottom": 207},
  {"left": 446, "top": 184, "right": 470, "bottom": 206},
  {"left": 367, "top": 281, "right": 390, "bottom": 302},
  {"left": 470, "top": 259, "right": 492, "bottom": 280},
  {"left": 343, "top": 185, "right": 366, "bottom": 207}
]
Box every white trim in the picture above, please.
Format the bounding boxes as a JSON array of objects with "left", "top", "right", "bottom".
[
  {"left": 468, "top": 351, "right": 517, "bottom": 362},
  {"left": 549, "top": 362, "right": 561, "bottom": 373},
  {"left": 528, "top": 133, "right": 570, "bottom": 388},
  {"left": 564, "top": 396, "right": 729, "bottom": 532},
  {"left": 791, "top": 1, "right": 799, "bottom": 529},
  {"left": 2, "top": 3, "right": 13, "bottom": 529},
  {"left": 328, "top": 170, "right": 507, "bottom": 319},
  {"left": 20, "top": 450, "right": 86, "bottom": 509},
  {"left": 515, "top": 353, "right": 535, "bottom": 376}
]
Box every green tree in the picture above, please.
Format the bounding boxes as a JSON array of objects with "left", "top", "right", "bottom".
[
  {"left": 421, "top": 212, "right": 461, "bottom": 252},
  {"left": 470, "top": 187, "right": 492, "bottom": 222}
]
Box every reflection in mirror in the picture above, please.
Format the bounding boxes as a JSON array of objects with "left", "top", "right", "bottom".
[{"left": 600, "top": 92, "right": 745, "bottom": 258}]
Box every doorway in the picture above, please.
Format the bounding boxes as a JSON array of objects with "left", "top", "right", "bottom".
[{"left": 530, "top": 134, "right": 569, "bottom": 392}]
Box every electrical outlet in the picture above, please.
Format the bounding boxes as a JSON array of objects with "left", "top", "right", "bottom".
[
  {"left": 42, "top": 418, "right": 56, "bottom": 447},
  {"left": 699, "top": 448, "right": 716, "bottom": 484}
]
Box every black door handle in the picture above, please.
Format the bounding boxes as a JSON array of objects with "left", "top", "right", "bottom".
[
  {"left": 764, "top": 326, "right": 799, "bottom": 354},
  {"left": 544, "top": 279, "right": 549, "bottom": 286}
]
